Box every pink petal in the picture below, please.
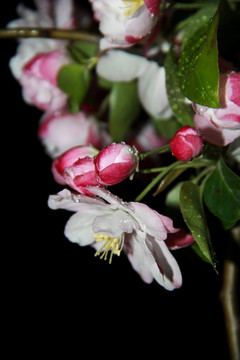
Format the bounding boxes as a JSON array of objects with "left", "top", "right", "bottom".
[{"left": 165, "top": 228, "right": 195, "bottom": 250}]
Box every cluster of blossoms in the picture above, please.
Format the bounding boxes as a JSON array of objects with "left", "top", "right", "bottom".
[{"left": 5, "top": 0, "right": 240, "bottom": 291}]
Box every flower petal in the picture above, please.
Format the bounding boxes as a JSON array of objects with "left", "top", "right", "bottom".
[
  {"left": 138, "top": 62, "right": 170, "bottom": 118},
  {"left": 96, "top": 50, "right": 149, "bottom": 82},
  {"left": 165, "top": 228, "right": 195, "bottom": 250},
  {"left": 92, "top": 209, "right": 138, "bottom": 237},
  {"left": 129, "top": 202, "right": 168, "bottom": 240},
  {"left": 48, "top": 188, "right": 107, "bottom": 211},
  {"left": 145, "top": 235, "right": 182, "bottom": 290},
  {"left": 64, "top": 204, "right": 111, "bottom": 245},
  {"left": 124, "top": 232, "right": 154, "bottom": 284}
]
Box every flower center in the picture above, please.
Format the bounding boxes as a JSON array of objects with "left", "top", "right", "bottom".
[
  {"left": 121, "top": 0, "right": 144, "bottom": 17},
  {"left": 93, "top": 233, "right": 124, "bottom": 264}
]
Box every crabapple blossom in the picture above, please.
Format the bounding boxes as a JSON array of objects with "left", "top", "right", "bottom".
[
  {"left": 19, "top": 50, "right": 69, "bottom": 111},
  {"left": 95, "top": 143, "right": 139, "bottom": 185},
  {"left": 90, "top": 0, "right": 161, "bottom": 50},
  {"left": 97, "top": 50, "right": 172, "bottom": 119},
  {"left": 8, "top": 0, "right": 75, "bottom": 110},
  {"left": 38, "top": 110, "right": 108, "bottom": 158},
  {"left": 51, "top": 145, "right": 99, "bottom": 185},
  {"left": 193, "top": 72, "right": 240, "bottom": 146},
  {"left": 48, "top": 186, "right": 187, "bottom": 290}
]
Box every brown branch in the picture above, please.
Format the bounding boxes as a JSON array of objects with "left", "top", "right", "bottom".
[
  {"left": 220, "top": 226, "right": 240, "bottom": 360},
  {"left": 0, "top": 27, "right": 100, "bottom": 43}
]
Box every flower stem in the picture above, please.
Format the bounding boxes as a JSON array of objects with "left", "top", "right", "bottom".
[
  {"left": 135, "top": 160, "right": 181, "bottom": 202},
  {"left": 0, "top": 27, "right": 100, "bottom": 43},
  {"left": 139, "top": 144, "right": 170, "bottom": 161},
  {"left": 141, "top": 159, "right": 216, "bottom": 174}
]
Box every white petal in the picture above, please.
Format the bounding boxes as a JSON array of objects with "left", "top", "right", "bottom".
[
  {"left": 96, "top": 50, "right": 149, "bottom": 82},
  {"left": 124, "top": 232, "right": 153, "bottom": 284},
  {"left": 64, "top": 205, "right": 110, "bottom": 246},
  {"left": 92, "top": 209, "right": 138, "bottom": 237},
  {"left": 138, "top": 62, "right": 170, "bottom": 118},
  {"left": 48, "top": 188, "right": 107, "bottom": 212},
  {"left": 88, "top": 186, "right": 134, "bottom": 212},
  {"left": 130, "top": 202, "right": 168, "bottom": 240},
  {"left": 145, "top": 236, "right": 182, "bottom": 290}
]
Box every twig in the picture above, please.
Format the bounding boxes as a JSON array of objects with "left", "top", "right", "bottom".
[
  {"left": 220, "top": 226, "right": 240, "bottom": 360},
  {"left": 0, "top": 27, "right": 100, "bottom": 43}
]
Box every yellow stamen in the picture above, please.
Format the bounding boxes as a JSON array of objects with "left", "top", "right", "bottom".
[
  {"left": 93, "top": 233, "right": 124, "bottom": 264},
  {"left": 121, "top": 0, "right": 144, "bottom": 17}
]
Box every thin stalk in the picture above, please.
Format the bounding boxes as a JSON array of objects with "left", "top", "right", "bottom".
[
  {"left": 135, "top": 161, "right": 181, "bottom": 202},
  {"left": 139, "top": 144, "right": 170, "bottom": 161},
  {"left": 0, "top": 27, "right": 100, "bottom": 43},
  {"left": 140, "top": 159, "right": 216, "bottom": 174}
]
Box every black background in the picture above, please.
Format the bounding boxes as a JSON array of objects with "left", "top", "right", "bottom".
[{"left": 1, "top": 1, "right": 232, "bottom": 358}]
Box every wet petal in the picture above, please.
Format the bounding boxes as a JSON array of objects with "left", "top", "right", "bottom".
[{"left": 92, "top": 209, "right": 138, "bottom": 237}]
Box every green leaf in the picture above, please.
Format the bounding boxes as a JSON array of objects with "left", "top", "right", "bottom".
[
  {"left": 203, "top": 158, "right": 240, "bottom": 228},
  {"left": 180, "top": 181, "right": 217, "bottom": 269},
  {"left": 57, "top": 64, "right": 91, "bottom": 114},
  {"left": 109, "top": 81, "right": 140, "bottom": 142},
  {"left": 180, "top": 3, "right": 219, "bottom": 47},
  {"left": 178, "top": 8, "right": 220, "bottom": 107},
  {"left": 68, "top": 40, "right": 98, "bottom": 63},
  {"left": 164, "top": 48, "right": 194, "bottom": 126}
]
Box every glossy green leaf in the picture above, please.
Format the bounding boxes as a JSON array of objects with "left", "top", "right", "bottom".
[
  {"left": 164, "top": 48, "right": 194, "bottom": 126},
  {"left": 109, "top": 81, "right": 140, "bottom": 142},
  {"left": 180, "top": 181, "right": 217, "bottom": 269},
  {"left": 203, "top": 158, "right": 240, "bottom": 229},
  {"left": 180, "top": 3, "right": 219, "bottom": 47},
  {"left": 178, "top": 9, "right": 220, "bottom": 108},
  {"left": 57, "top": 64, "right": 91, "bottom": 113}
]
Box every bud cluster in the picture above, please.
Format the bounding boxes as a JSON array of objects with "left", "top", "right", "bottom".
[{"left": 52, "top": 142, "right": 139, "bottom": 195}]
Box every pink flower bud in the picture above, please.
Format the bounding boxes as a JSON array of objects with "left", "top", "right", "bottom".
[
  {"left": 95, "top": 143, "right": 138, "bottom": 185},
  {"left": 51, "top": 146, "right": 99, "bottom": 185},
  {"left": 193, "top": 72, "right": 240, "bottom": 146},
  {"left": 170, "top": 126, "right": 204, "bottom": 162}
]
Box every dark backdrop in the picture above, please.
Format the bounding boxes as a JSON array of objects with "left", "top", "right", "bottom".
[{"left": 1, "top": 1, "right": 230, "bottom": 358}]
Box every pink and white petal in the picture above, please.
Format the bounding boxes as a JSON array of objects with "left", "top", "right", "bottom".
[
  {"left": 124, "top": 232, "right": 154, "bottom": 284},
  {"left": 130, "top": 202, "right": 168, "bottom": 240},
  {"left": 96, "top": 50, "right": 149, "bottom": 82},
  {"left": 48, "top": 188, "right": 106, "bottom": 212},
  {"left": 92, "top": 209, "right": 138, "bottom": 237},
  {"left": 194, "top": 113, "right": 240, "bottom": 146},
  {"left": 145, "top": 235, "right": 182, "bottom": 290}
]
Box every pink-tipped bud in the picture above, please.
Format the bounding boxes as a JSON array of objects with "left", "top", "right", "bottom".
[
  {"left": 63, "top": 157, "right": 99, "bottom": 194},
  {"left": 170, "top": 126, "right": 203, "bottom": 162},
  {"left": 95, "top": 143, "right": 138, "bottom": 185},
  {"left": 51, "top": 145, "right": 99, "bottom": 184}
]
